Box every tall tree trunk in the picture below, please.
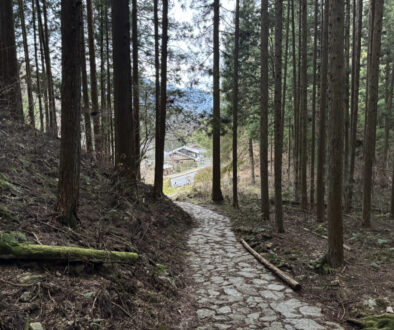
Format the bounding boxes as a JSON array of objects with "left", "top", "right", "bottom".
[
  {"left": 154, "top": 0, "right": 169, "bottom": 196},
  {"left": 32, "top": 0, "right": 44, "bottom": 131},
  {"left": 300, "top": 0, "right": 308, "bottom": 210},
  {"left": 316, "top": 0, "right": 329, "bottom": 223},
  {"left": 56, "top": 0, "right": 82, "bottom": 228},
  {"left": 249, "top": 138, "right": 256, "bottom": 185},
  {"left": 132, "top": 0, "right": 141, "bottom": 175},
  {"left": 362, "top": 0, "right": 384, "bottom": 228},
  {"left": 99, "top": 1, "right": 107, "bottom": 158},
  {"left": 281, "top": 2, "right": 290, "bottom": 146},
  {"left": 291, "top": 0, "right": 300, "bottom": 202},
  {"left": 343, "top": 0, "right": 351, "bottom": 189},
  {"left": 86, "top": 0, "right": 101, "bottom": 157},
  {"left": 383, "top": 55, "right": 393, "bottom": 166},
  {"left": 81, "top": 5, "right": 93, "bottom": 153},
  {"left": 232, "top": 0, "right": 240, "bottom": 208},
  {"left": 327, "top": 0, "right": 345, "bottom": 268},
  {"left": 111, "top": 0, "right": 136, "bottom": 178},
  {"left": 274, "top": 0, "right": 284, "bottom": 233},
  {"left": 41, "top": 0, "right": 57, "bottom": 135},
  {"left": 0, "top": 0, "right": 23, "bottom": 120},
  {"left": 310, "top": 0, "right": 319, "bottom": 207},
  {"left": 105, "top": 3, "right": 113, "bottom": 162},
  {"left": 346, "top": 0, "right": 363, "bottom": 211},
  {"left": 38, "top": 20, "right": 50, "bottom": 133},
  {"left": 212, "top": 0, "right": 224, "bottom": 202},
  {"left": 18, "top": 0, "right": 35, "bottom": 127},
  {"left": 260, "top": 0, "right": 270, "bottom": 219}
]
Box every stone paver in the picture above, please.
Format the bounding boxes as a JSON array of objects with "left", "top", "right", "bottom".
[{"left": 178, "top": 202, "right": 343, "bottom": 330}]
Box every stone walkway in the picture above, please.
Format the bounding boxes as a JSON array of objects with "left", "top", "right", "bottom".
[{"left": 177, "top": 202, "right": 343, "bottom": 330}]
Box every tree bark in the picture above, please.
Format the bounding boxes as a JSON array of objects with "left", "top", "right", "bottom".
[
  {"left": 55, "top": 0, "right": 82, "bottom": 227},
  {"left": 41, "top": 0, "right": 57, "bottom": 135},
  {"left": 212, "top": 0, "right": 224, "bottom": 202},
  {"left": 327, "top": 0, "right": 345, "bottom": 268},
  {"left": 260, "top": 0, "right": 270, "bottom": 219},
  {"left": 362, "top": 0, "right": 384, "bottom": 228},
  {"left": 0, "top": 0, "right": 23, "bottom": 120},
  {"left": 249, "top": 138, "right": 256, "bottom": 185},
  {"left": 18, "top": 0, "right": 35, "bottom": 128},
  {"left": 346, "top": 0, "right": 363, "bottom": 211},
  {"left": 132, "top": 0, "right": 141, "bottom": 175},
  {"left": 316, "top": 0, "right": 329, "bottom": 223},
  {"left": 310, "top": 0, "right": 319, "bottom": 207},
  {"left": 291, "top": 0, "right": 300, "bottom": 202},
  {"left": 232, "top": 0, "right": 240, "bottom": 208},
  {"left": 86, "top": 0, "right": 101, "bottom": 156},
  {"left": 112, "top": 0, "right": 136, "bottom": 178},
  {"left": 154, "top": 0, "right": 169, "bottom": 196},
  {"left": 81, "top": 5, "right": 93, "bottom": 153},
  {"left": 391, "top": 159, "right": 394, "bottom": 219},
  {"left": 32, "top": 0, "right": 44, "bottom": 131},
  {"left": 274, "top": 0, "right": 284, "bottom": 233},
  {"left": 300, "top": 0, "right": 308, "bottom": 210},
  {"left": 383, "top": 55, "right": 393, "bottom": 166},
  {"left": 343, "top": 0, "right": 351, "bottom": 189}
]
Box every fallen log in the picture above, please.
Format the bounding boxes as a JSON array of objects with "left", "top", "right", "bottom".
[
  {"left": 0, "top": 240, "right": 138, "bottom": 264},
  {"left": 240, "top": 239, "right": 301, "bottom": 291}
]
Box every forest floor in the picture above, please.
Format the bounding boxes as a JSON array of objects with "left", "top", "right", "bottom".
[
  {"left": 0, "top": 118, "right": 197, "bottom": 329},
  {"left": 174, "top": 172, "right": 394, "bottom": 329}
]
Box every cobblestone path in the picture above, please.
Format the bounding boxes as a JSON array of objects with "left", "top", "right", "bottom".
[{"left": 177, "top": 202, "right": 343, "bottom": 330}]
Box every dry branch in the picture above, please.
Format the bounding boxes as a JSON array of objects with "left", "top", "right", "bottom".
[{"left": 241, "top": 238, "right": 301, "bottom": 291}]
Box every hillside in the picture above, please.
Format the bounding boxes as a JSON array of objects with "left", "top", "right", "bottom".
[{"left": 0, "top": 118, "right": 196, "bottom": 329}]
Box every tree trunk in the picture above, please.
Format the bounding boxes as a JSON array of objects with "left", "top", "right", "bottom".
[
  {"left": 383, "top": 55, "right": 393, "bottom": 167},
  {"left": 327, "top": 0, "right": 345, "bottom": 268},
  {"left": 310, "top": 0, "right": 319, "bottom": 207},
  {"left": 362, "top": 0, "right": 384, "bottom": 228},
  {"left": 300, "top": 0, "right": 308, "bottom": 210},
  {"left": 18, "top": 0, "right": 35, "bottom": 127},
  {"left": 37, "top": 5, "right": 50, "bottom": 133},
  {"left": 291, "top": 0, "right": 300, "bottom": 202},
  {"left": 212, "top": 0, "right": 224, "bottom": 202},
  {"left": 112, "top": 0, "right": 136, "bottom": 178},
  {"left": 153, "top": 0, "right": 160, "bottom": 187},
  {"left": 86, "top": 0, "right": 101, "bottom": 157},
  {"left": 0, "top": 0, "right": 23, "bottom": 120},
  {"left": 105, "top": 4, "right": 114, "bottom": 162},
  {"left": 274, "top": 0, "right": 284, "bottom": 233},
  {"left": 81, "top": 5, "right": 93, "bottom": 153},
  {"left": 346, "top": 0, "right": 363, "bottom": 211},
  {"left": 260, "top": 0, "right": 270, "bottom": 219},
  {"left": 99, "top": 1, "right": 107, "bottom": 159},
  {"left": 41, "top": 0, "right": 57, "bottom": 136},
  {"left": 154, "top": 0, "right": 169, "bottom": 196},
  {"left": 343, "top": 0, "right": 351, "bottom": 190},
  {"left": 316, "top": 0, "right": 329, "bottom": 223},
  {"left": 132, "top": 0, "right": 141, "bottom": 176},
  {"left": 55, "top": 0, "right": 82, "bottom": 227},
  {"left": 32, "top": 0, "right": 44, "bottom": 131},
  {"left": 232, "top": 0, "right": 240, "bottom": 208},
  {"left": 249, "top": 138, "right": 256, "bottom": 185}
]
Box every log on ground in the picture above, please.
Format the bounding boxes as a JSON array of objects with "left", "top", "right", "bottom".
[
  {"left": 0, "top": 241, "right": 138, "bottom": 264},
  {"left": 241, "top": 238, "right": 301, "bottom": 291}
]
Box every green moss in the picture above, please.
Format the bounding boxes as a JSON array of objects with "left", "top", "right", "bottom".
[{"left": 350, "top": 314, "right": 394, "bottom": 330}]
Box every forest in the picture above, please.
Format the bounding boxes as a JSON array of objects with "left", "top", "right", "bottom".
[{"left": 0, "top": 0, "right": 393, "bottom": 329}]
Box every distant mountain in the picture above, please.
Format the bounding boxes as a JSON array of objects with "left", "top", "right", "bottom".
[{"left": 169, "top": 87, "right": 212, "bottom": 115}]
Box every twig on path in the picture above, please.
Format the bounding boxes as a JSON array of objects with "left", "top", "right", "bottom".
[{"left": 240, "top": 239, "right": 301, "bottom": 291}]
